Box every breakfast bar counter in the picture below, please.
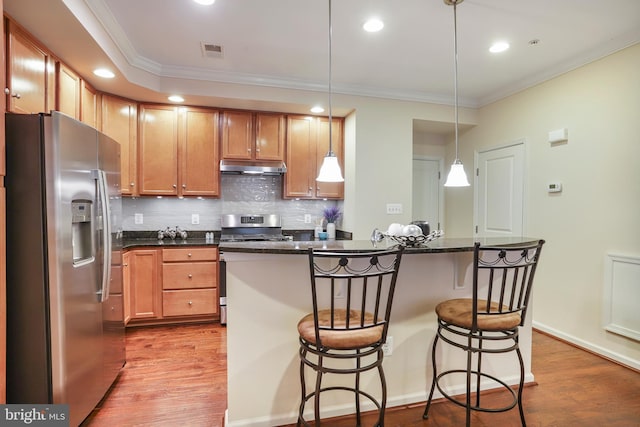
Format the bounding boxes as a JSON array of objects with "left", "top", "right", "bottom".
[{"left": 221, "top": 237, "right": 540, "bottom": 427}]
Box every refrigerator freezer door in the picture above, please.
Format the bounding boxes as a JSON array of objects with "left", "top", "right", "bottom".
[
  {"left": 98, "top": 131, "right": 126, "bottom": 396},
  {"left": 47, "top": 112, "right": 106, "bottom": 426}
]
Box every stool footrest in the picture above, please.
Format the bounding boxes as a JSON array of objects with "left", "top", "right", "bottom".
[{"left": 435, "top": 369, "right": 518, "bottom": 413}]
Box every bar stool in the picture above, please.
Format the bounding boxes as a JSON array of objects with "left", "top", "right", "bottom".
[
  {"left": 423, "top": 240, "right": 545, "bottom": 426},
  {"left": 297, "top": 246, "right": 404, "bottom": 427}
]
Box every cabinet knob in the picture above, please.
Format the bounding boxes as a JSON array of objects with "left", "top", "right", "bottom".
[
  {"left": 188, "top": 301, "right": 193, "bottom": 306},
  {"left": 188, "top": 274, "right": 193, "bottom": 278},
  {"left": 4, "top": 88, "right": 19, "bottom": 98},
  {"left": 187, "top": 253, "right": 192, "bottom": 257},
  {"left": 173, "top": 184, "right": 177, "bottom": 188},
  {"left": 130, "top": 182, "right": 135, "bottom": 187},
  {"left": 182, "top": 184, "right": 186, "bottom": 188}
]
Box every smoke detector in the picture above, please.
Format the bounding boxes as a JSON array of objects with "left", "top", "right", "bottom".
[{"left": 201, "top": 42, "right": 224, "bottom": 58}]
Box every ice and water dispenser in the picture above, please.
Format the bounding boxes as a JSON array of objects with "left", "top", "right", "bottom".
[{"left": 72, "top": 200, "right": 94, "bottom": 265}]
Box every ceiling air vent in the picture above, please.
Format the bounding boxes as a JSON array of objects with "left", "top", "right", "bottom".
[{"left": 201, "top": 42, "right": 224, "bottom": 58}]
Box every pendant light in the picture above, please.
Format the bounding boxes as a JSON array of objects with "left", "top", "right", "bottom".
[
  {"left": 316, "top": 0, "right": 345, "bottom": 183},
  {"left": 443, "top": 0, "right": 470, "bottom": 187}
]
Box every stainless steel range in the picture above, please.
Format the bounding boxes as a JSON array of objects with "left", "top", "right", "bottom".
[
  {"left": 219, "top": 213, "right": 290, "bottom": 242},
  {"left": 218, "top": 214, "right": 289, "bottom": 326}
]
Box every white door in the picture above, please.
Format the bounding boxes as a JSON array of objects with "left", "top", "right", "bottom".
[
  {"left": 475, "top": 142, "right": 525, "bottom": 237},
  {"left": 412, "top": 157, "right": 442, "bottom": 230}
]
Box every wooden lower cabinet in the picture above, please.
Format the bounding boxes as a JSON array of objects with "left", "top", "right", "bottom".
[
  {"left": 124, "top": 249, "right": 161, "bottom": 323},
  {"left": 124, "top": 247, "right": 219, "bottom": 326}
]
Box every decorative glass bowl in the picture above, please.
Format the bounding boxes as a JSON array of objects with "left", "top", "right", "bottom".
[{"left": 371, "top": 229, "right": 443, "bottom": 247}]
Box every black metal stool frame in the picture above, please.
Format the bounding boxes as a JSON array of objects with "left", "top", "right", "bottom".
[
  {"left": 297, "top": 246, "right": 404, "bottom": 427},
  {"left": 423, "top": 240, "right": 544, "bottom": 427}
]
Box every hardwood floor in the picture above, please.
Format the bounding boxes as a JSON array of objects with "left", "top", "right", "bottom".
[
  {"left": 82, "top": 323, "right": 227, "bottom": 427},
  {"left": 82, "top": 324, "right": 640, "bottom": 427}
]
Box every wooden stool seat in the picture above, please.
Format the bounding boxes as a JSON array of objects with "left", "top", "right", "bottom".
[
  {"left": 298, "top": 309, "right": 384, "bottom": 349},
  {"left": 435, "top": 298, "right": 522, "bottom": 331}
]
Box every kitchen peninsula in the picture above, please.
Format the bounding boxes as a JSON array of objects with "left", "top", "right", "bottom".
[{"left": 220, "top": 236, "right": 541, "bottom": 427}]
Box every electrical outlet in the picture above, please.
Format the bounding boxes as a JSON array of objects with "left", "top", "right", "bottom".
[
  {"left": 191, "top": 214, "right": 200, "bottom": 225},
  {"left": 386, "top": 203, "right": 403, "bottom": 214},
  {"left": 304, "top": 214, "right": 312, "bottom": 224},
  {"left": 382, "top": 336, "right": 393, "bottom": 356},
  {"left": 134, "top": 213, "right": 143, "bottom": 225}
]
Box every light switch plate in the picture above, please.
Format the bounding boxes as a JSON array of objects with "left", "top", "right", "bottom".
[
  {"left": 191, "top": 214, "right": 200, "bottom": 225},
  {"left": 134, "top": 213, "right": 143, "bottom": 224}
]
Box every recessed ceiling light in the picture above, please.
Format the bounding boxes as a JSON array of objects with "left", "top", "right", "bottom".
[
  {"left": 193, "top": 0, "right": 215, "bottom": 5},
  {"left": 310, "top": 106, "right": 325, "bottom": 113},
  {"left": 168, "top": 95, "right": 184, "bottom": 103},
  {"left": 489, "top": 41, "right": 510, "bottom": 53},
  {"left": 363, "top": 18, "right": 384, "bottom": 33},
  {"left": 93, "top": 68, "right": 115, "bottom": 78}
]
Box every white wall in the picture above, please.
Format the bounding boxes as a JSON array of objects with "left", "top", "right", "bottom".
[
  {"left": 338, "top": 94, "right": 476, "bottom": 239},
  {"left": 446, "top": 43, "right": 640, "bottom": 368},
  {"left": 339, "top": 43, "right": 640, "bottom": 369}
]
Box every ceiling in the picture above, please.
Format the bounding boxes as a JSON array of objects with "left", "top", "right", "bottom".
[{"left": 4, "top": 0, "right": 640, "bottom": 129}]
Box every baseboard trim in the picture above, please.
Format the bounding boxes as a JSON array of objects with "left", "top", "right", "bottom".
[{"left": 533, "top": 322, "right": 640, "bottom": 372}]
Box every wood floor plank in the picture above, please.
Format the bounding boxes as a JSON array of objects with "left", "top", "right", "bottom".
[{"left": 82, "top": 324, "right": 640, "bottom": 427}]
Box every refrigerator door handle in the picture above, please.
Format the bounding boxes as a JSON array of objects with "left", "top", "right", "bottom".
[{"left": 96, "top": 169, "right": 112, "bottom": 302}]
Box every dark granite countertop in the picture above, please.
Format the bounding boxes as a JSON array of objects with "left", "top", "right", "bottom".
[
  {"left": 218, "top": 237, "right": 543, "bottom": 255},
  {"left": 122, "top": 229, "right": 353, "bottom": 249},
  {"left": 123, "top": 231, "right": 540, "bottom": 254}
]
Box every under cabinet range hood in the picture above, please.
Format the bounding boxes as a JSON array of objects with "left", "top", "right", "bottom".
[{"left": 220, "top": 160, "right": 287, "bottom": 175}]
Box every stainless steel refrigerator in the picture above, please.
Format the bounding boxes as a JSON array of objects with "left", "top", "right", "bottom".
[{"left": 5, "top": 111, "right": 125, "bottom": 426}]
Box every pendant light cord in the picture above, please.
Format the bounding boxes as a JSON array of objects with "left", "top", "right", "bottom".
[
  {"left": 453, "top": 0, "right": 459, "bottom": 161},
  {"left": 327, "top": 0, "right": 334, "bottom": 156}
]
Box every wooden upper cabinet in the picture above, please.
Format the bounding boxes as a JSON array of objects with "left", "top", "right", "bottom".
[
  {"left": 56, "top": 62, "right": 81, "bottom": 119},
  {"left": 139, "top": 105, "right": 179, "bottom": 196},
  {"left": 255, "top": 113, "right": 286, "bottom": 160},
  {"left": 80, "top": 80, "right": 98, "bottom": 128},
  {"left": 285, "top": 115, "right": 344, "bottom": 200},
  {"left": 179, "top": 107, "right": 219, "bottom": 197},
  {"left": 139, "top": 105, "right": 219, "bottom": 197},
  {"left": 221, "top": 111, "right": 285, "bottom": 161},
  {"left": 221, "top": 110, "right": 252, "bottom": 160},
  {"left": 101, "top": 94, "right": 138, "bottom": 196},
  {"left": 315, "top": 117, "right": 344, "bottom": 199},
  {"left": 285, "top": 116, "right": 315, "bottom": 198},
  {"left": 6, "top": 23, "right": 48, "bottom": 114}
]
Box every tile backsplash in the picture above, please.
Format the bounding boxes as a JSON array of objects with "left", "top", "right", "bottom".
[{"left": 122, "top": 175, "right": 342, "bottom": 232}]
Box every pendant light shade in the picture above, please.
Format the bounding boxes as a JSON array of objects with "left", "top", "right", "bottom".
[
  {"left": 444, "top": 160, "right": 470, "bottom": 187},
  {"left": 316, "top": 0, "right": 344, "bottom": 183},
  {"left": 317, "top": 155, "right": 344, "bottom": 182},
  {"left": 443, "top": 0, "right": 470, "bottom": 188}
]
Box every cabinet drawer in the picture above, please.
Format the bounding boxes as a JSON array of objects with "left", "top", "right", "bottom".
[
  {"left": 163, "top": 247, "right": 218, "bottom": 262},
  {"left": 162, "top": 262, "right": 218, "bottom": 289},
  {"left": 162, "top": 289, "right": 217, "bottom": 317}
]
